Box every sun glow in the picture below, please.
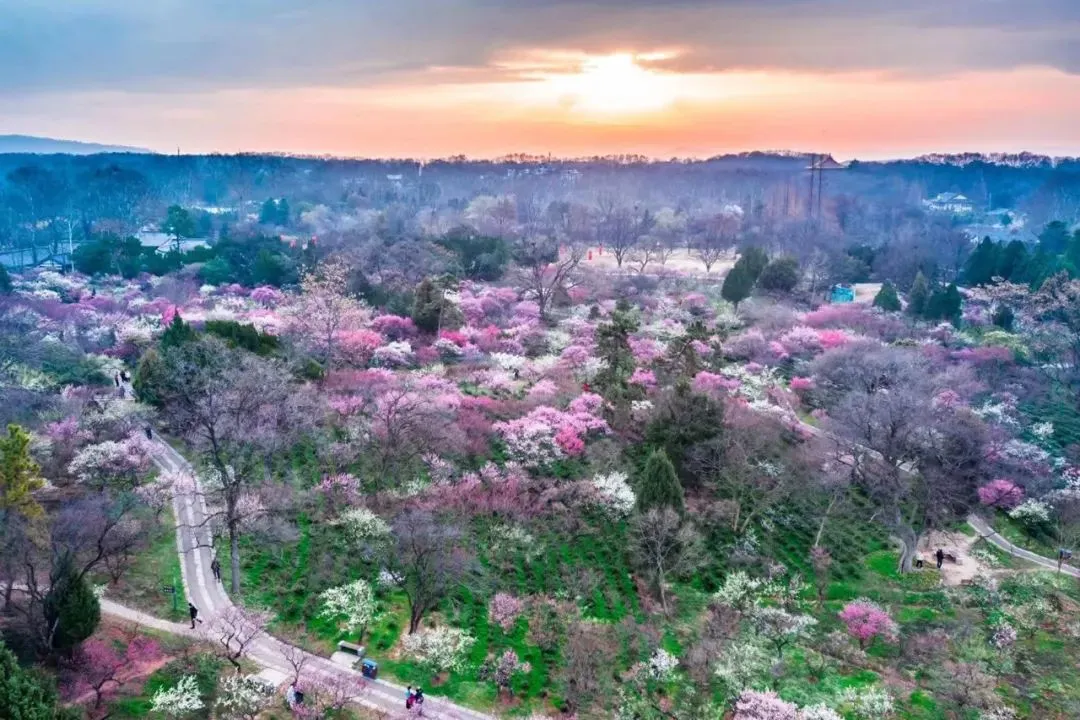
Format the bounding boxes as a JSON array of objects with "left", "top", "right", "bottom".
[{"left": 541, "top": 53, "right": 680, "bottom": 116}]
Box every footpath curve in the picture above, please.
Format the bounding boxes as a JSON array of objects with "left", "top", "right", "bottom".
[
  {"left": 146, "top": 430, "right": 492, "bottom": 720},
  {"left": 966, "top": 514, "right": 1080, "bottom": 578}
]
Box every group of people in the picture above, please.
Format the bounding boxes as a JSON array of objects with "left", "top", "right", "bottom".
[{"left": 406, "top": 685, "right": 425, "bottom": 711}]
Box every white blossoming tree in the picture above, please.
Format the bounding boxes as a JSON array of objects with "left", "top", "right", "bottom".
[
  {"left": 401, "top": 626, "right": 475, "bottom": 677},
  {"left": 318, "top": 579, "right": 377, "bottom": 641},
  {"left": 150, "top": 675, "right": 204, "bottom": 718},
  {"left": 214, "top": 674, "right": 274, "bottom": 720},
  {"left": 591, "top": 471, "right": 636, "bottom": 517}
]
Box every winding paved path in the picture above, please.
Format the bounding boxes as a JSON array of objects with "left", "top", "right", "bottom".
[
  {"left": 145, "top": 427, "right": 492, "bottom": 719},
  {"left": 966, "top": 514, "right": 1080, "bottom": 578}
]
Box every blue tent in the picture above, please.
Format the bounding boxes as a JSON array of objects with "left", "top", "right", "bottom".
[{"left": 830, "top": 285, "right": 855, "bottom": 303}]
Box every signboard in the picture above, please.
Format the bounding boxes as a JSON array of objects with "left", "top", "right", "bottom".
[{"left": 162, "top": 585, "right": 176, "bottom": 594}]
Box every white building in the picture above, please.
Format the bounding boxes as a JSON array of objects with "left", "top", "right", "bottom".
[{"left": 923, "top": 192, "right": 975, "bottom": 215}]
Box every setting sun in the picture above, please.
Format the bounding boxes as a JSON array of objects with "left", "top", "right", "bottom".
[{"left": 541, "top": 53, "right": 680, "bottom": 116}]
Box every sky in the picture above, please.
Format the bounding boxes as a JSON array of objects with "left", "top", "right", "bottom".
[{"left": 3, "top": 0, "right": 1080, "bottom": 159}]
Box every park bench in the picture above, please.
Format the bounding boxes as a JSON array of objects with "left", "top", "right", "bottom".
[{"left": 337, "top": 641, "right": 365, "bottom": 657}]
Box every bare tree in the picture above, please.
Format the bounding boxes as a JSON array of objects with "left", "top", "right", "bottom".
[
  {"left": 282, "top": 644, "right": 309, "bottom": 685},
  {"left": 386, "top": 510, "right": 474, "bottom": 634},
  {"left": 562, "top": 620, "right": 617, "bottom": 714},
  {"left": 512, "top": 234, "right": 586, "bottom": 321},
  {"left": 596, "top": 196, "right": 653, "bottom": 269},
  {"left": 690, "top": 212, "right": 739, "bottom": 273},
  {"left": 157, "top": 338, "right": 303, "bottom": 593},
  {"left": 202, "top": 605, "right": 269, "bottom": 672},
  {"left": 629, "top": 508, "right": 704, "bottom": 613},
  {"left": 299, "top": 670, "right": 368, "bottom": 715}
]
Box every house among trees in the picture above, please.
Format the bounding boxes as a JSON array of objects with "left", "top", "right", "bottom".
[{"left": 923, "top": 192, "right": 975, "bottom": 215}]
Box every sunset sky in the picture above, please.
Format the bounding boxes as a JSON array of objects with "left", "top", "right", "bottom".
[{"left": 4, "top": 0, "right": 1080, "bottom": 159}]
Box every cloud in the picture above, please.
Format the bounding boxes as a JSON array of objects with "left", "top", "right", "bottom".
[{"left": 2, "top": 0, "right": 1080, "bottom": 97}]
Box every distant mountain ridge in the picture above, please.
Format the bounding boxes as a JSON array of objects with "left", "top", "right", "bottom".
[{"left": 0, "top": 135, "right": 152, "bottom": 155}]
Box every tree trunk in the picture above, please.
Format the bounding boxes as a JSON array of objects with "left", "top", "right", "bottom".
[
  {"left": 892, "top": 525, "right": 919, "bottom": 574},
  {"left": 408, "top": 604, "right": 423, "bottom": 634},
  {"left": 229, "top": 522, "right": 241, "bottom": 595}
]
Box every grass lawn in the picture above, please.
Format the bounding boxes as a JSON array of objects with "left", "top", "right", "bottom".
[{"left": 100, "top": 507, "right": 187, "bottom": 623}]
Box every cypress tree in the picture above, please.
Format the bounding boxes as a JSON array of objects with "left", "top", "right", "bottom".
[
  {"left": 1, "top": 424, "right": 45, "bottom": 521},
  {"left": 0, "top": 640, "right": 63, "bottom": 720},
  {"left": 635, "top": 448, "right": 685, "bottom": 514},
  {"left": 964, "top": 238, "right": 1001, "bottom": 286},
  {"left": 0, "top": 263, "right": 10, "bottom": 294},
  {"left": 908, "top": 272, "right": 930, "bottom": 317},
  {"left": 872, "top": 281, "right": 901, "bottom": 312},
  {"left": 160, "top": 313, "right": 196, "bottom": 349},
  {"left": 43, "top": 557, "right": 100, "bottom": 653},
  {"left": 721, "top": 261, "right": 755, "bottom": 310},
  {"left": 739, "top": 246, "right": 770, "bottom": 283}
]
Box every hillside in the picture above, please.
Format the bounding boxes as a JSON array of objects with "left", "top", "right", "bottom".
[{"left": 0, "top": 134, "right": 151, "bottom": 155}]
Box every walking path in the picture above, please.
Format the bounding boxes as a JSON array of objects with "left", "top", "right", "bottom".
[
  {"left": 140, "top": 419, "right": 492, "bottom": 720},
  {"left": 966, "top": 514, "right": 1080, "bottom": 578}
]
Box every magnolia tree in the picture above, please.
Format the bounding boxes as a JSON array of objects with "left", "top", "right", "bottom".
[
  {"left": 150, "top": 675, "right": 204, "bottom": 718},
  {"left": 401, "top": 626, "right": 475, "bottom": 677},
  {"left": 318, "top": 579, "right": 377, "bottom": 640}
]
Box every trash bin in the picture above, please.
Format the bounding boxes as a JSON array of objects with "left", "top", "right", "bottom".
[{"left": 361, "top": 659, "right": 378, "bottom": 680}]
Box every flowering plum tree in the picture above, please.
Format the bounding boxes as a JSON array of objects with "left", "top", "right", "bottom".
[
  {"left": 977, "top": 479, "right": 1024, "bottom": 509},
  {"left": 488, "top": 592, "right": 525, "bottom": 632},
  {"left": 151, "top": 675, "right": 204, "bottom": 717},
  {"left": 733, "top": 690, "right": 799, "bottom": 720},
  {"left": 401, "top": 626, "right": 475, "bottom": 675},
  {"left": 838, "top": 600, "right": 899, "bottom": 648},
  {"left": 319, "top": 579, "right": 377, "bottom": 640}
]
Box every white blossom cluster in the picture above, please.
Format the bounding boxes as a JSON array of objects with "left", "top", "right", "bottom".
[{"left": 591, "top": 471, "right": 636, "bottom": 517}]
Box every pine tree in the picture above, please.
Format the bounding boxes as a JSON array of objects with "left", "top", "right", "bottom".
[
  {"left": 757, "top": 256, "right": 801, "bottom": 293},
  {"left": 160, "top": 314, "right": 196, "bottom": 349},
  {"left": 1, "top": 424, "right": 45, "bottom": 521},
  {"left": 636, "top": 448, "right": 685, "bottom": 514},
  {"left": 276, "top": 198, "right": 290, "bottom": 226},
  {"left": 260, "top": 198, "right": 280, "bottom": 225},
  {"left": 412, "top": 277, "right": 445, "bottom": 334},
  {"left": 0, "top": 640, "right": 63, "bottom": 720},
  {"left": 908, "top": 272, "right": 930, "bottom": 317},
  {"left": 739, "top": 246, "right": 770, "bottom": 283},
  {"left": 44, "top": 556, "right": 100, "bottom": 653},
  {"left": 0, "top": 262, "right": 11, "bottom": 294},
  {"left": 593, "top": 300, "right": 640, "bottom": 413},
  {"left": 872, "top": 281, "right": 901, "bottom": 312},
  {"left": 992, "top": 305, "right": 1015, "bottom": 331},
  {"left": 721, "top": 261, "right": 755, "bottom": 310},
  {"left": 997, "top": 240, "right": 1029, "bottom": 282},
  {"left": 964, "top": 238, "right": 1001, "bottom": 286}
]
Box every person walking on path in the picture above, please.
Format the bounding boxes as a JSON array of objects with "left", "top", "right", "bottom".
[
  {"left": 188, "top": 602, "right": 200, "bottom": 629},
  {"left": 935, "top": 548, "right": 945, "bottom": 569},
  {"left": 406, "top": 686, "right": 414, "bottom": 709},
  {"left": 145, "top": 425, "right": 153, "bottom": 440},
  {"left": 211, "top": 557, "right": 221, "bottom": 582}
]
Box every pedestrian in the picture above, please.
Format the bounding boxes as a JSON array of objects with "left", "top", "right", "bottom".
[
  {"left": 114, "top": 373, "right": 120, "bottom": 387},
  {"left": 145, "top": 425, "right": 153, "bottom": 440},
  {"left": 415, "top": 688, "right": 424, "bottom": 707},
  {"left": 122, "top": 370, "right": 130, "bottom": 382},
  {"left": 211, "top": 557, "right": 221, "bottom": 582},
  {"left": 935, "top": 548, "right": 945, "bottom": 569},
  {"left": 406, "top": 686, "right": 415, "bottom": 710},
  {"left": 188, "top": 602, "right": 199, "bottom": 629}
]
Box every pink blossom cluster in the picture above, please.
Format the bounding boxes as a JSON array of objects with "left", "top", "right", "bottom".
[
  {"left": 629, "top": 368, "right": 657, "bottom": 389},
  {"left": 692, "top": 371, "right": 740, "bottom": 396},
  {"left": 494, "top": 400, "right": 608, "bottom": 467},
  {"left": 733, "top": 690, "right": 799, "bottom": 720},
  {"left": 488, "top": 592, "right": 526, "bottom": 631},
  {"left": 977, "top": 479, "right": 1024, "bottom": 509},
  {"left": 838, "top": 600, "right": 899, "bottom": 648},
  {"left": 319, "top": 473, "right": 361, "bottom": 507},
  {"left": 789, "top": 377, "right": 814, "bottom": 392},
  {"left": 370, "top": 314, "right": 417, "bottom": 340},
  {"left": 250, "top": 285, "right": 285, "bottom": 305},
  {"left": 629, "top": 337, "right": 666, "bottom": 364}
]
